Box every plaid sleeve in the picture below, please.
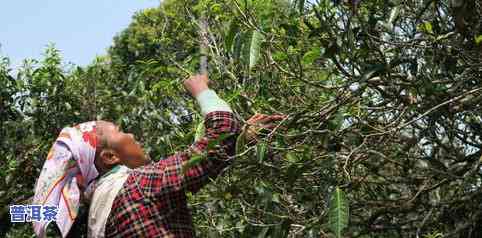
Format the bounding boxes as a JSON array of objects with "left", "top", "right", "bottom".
[{"left": 140, "top": 111, "right": 240, "bottom": 197}]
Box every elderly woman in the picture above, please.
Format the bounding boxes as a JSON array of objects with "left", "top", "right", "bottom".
[{"left": 32, "top": 74, "right": 284, "bottom": 238}]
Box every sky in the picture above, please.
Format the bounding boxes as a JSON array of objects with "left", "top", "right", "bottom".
[{"left": 0, "top": 0, "right": 160, "bottom": 69}]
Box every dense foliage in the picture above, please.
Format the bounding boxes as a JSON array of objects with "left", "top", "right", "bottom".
[{"left": 1, "top": 0, "right": 481, "bottom": 237}]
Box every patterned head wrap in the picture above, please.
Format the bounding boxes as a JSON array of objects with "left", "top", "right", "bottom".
[{"left": 32, "top": 121, "right": 99, "bottom": 238}]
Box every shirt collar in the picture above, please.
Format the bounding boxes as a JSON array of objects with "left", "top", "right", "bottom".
[{"left": 98, "top": 165, "right": 130, "bottom": 183}]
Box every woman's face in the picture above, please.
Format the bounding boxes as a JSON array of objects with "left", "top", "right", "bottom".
[
  {"left": 100, "top": 122, "right": 151, "bottom": 169},
  {"left": 114, "top": 129, "right": 151, "bottom": 168}
]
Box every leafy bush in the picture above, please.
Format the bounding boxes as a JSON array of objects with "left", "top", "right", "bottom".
[{"left": 1, "top": 0, "right": 481, "bottom": 237}]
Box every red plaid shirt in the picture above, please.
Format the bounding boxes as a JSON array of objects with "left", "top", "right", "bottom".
[{"left": 104, "top": 111, "right": 240, "bottom": 237}]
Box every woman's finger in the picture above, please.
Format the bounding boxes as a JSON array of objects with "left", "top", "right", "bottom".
[
  {"left": 246, "top": 113, "right": 261, "bottom": 123},
  {"left": 268, "top": 115, "right": 286, "bottom": 121},
  {"left": 261, "top": 123, "right": 277, "bottom": 130},
  {"left": 256, "top": 114, "right": 283, "bottom": 124}
]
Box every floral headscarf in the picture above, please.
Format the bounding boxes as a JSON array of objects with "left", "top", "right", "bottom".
[{"left": 32, "top": 121, "right": 99, "bottom": 238}]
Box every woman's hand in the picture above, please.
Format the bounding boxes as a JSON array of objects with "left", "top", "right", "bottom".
[
  {"left": 183, "top": 74, "right": 209, "bottom": 97},
  {"left": 244, "top": 113, "right": 286, "bottom": 142}
]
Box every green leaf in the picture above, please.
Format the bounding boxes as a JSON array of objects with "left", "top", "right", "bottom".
[
  {"left": 475, "top": 35, "right": 482, "bottom": 45},
  {"left": 256, "top": 141, "right": 268, "bottom": 162},
  {"left": 210, "top": 3, "right": 222, "bottom": 15},
  {"left": 298, "top": 0, "right": 305, "bottom": 13},
  {"left": 418, "top": 22, "right": 433, "bottom": 34},
  {"left": 302, "top": 47, "right": 322, "bottom": 65},
  {"left": 249, "top": 30, "right": 264, "bottom": 70},
  {"left": 327, "top": 110, "right": 344, "bottom": 131},
  {"left": 182, "top": 133, "right": 232, "bottom": 174},
  {"left": 233, "top": 32, "right": 244, "bottom": 62},
  {"left": 194, "top": 121, "right": 205, "bottom": 141},
  {"left": 423, "top": 231, "right": 444, "bottom": 238},
  {"left": 207, "top": 133, "right": 233, "bottom": 150},
  {"left": 235, "top": 130, "right": 247, "bottom": 155},
  {"left": 285, "top": 152, "right": 299, "bottom": 163},
  {"left": 257, "top": 226, "right": 270, "bottom": 238},
  {"left": 388, "top": 6, "right": 400, "bottom": 25},
  {"left": 328, "top": 187, "right": 349, "bottom": 238},
  {"left": 181, "top": 153, "right": 206, "bottom": 174},
  {"left": 225, "top": 20, "right": 239, "bottom": 53},
  {"left": 361, "top": 64, "right": 386, "bottom": 81}
]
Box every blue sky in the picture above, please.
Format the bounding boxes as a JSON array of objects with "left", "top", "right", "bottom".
[{"left": 0, "top": 0, "right": 160, "bottom": 68}]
